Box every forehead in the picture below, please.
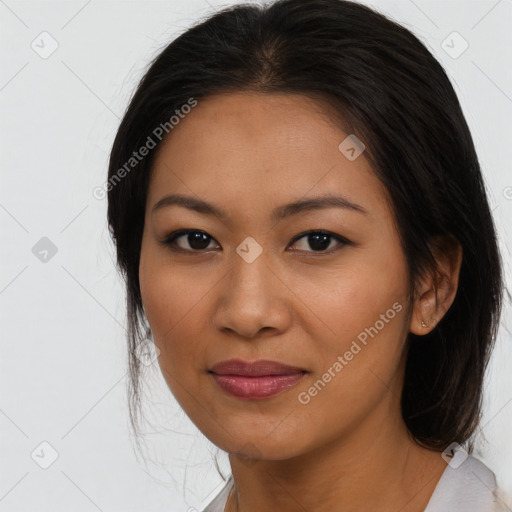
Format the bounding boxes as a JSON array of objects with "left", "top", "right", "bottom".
[{"left": 148, "top": 92, "right": 391, "bottom": 220}]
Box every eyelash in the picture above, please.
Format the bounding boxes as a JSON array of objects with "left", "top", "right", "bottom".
[{"left": 159, "top": 229, "right": 351, "bottom": 255}]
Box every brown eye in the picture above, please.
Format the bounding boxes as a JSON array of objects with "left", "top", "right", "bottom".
[
  {"left": 161, "top": 230, "right": 220, "bottom": 252},
  {"left": 289, "top": 230, "right": 349, "bottom": 253}
]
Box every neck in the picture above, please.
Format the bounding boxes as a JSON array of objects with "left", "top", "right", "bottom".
[{"left": 225, "top": 396, "right": 447, "bottom": 512}]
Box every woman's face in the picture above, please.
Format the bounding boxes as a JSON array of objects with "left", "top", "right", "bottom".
[{"left": 139, "top": 92, "right": 414, "bottom": 461}]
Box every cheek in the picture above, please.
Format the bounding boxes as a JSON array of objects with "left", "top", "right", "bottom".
[
  {"left": 293, "top": 251, "right": 409, "bottom": 410},
  {"left": 301, "top": 283, "right": 407, "bottom": 399},
  {"left": 289, "top": 287, "right": 408, "bottom": 455},
  {"left": 298, "top": 249, "right": 408, "bottom": 350},
  {"left": 139, "top": 270, "right": 201, "bottom": 408},
  {"left": 138, "top": 253, "right": 215, "bottom": 383}
]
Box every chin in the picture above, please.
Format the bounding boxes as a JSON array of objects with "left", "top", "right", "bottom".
[{"left": 207, "top": 427, "right": 308, "bottom": 463}]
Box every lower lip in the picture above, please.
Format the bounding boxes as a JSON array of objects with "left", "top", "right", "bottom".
[{"left": 211, "top": 373, "right": 305, "bottom": 399}]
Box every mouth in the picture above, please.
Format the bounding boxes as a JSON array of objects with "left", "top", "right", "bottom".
[{"left": 208, "top": 359, "right": 307, "bottom": 400}]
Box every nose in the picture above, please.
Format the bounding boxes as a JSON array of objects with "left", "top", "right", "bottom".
[{"left": 213, "top": 251, "right": 292, "bottom": 339}]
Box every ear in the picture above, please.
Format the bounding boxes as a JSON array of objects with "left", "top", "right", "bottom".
[{"left": 409, "top": 234, "right": 463, "bottom": 335}]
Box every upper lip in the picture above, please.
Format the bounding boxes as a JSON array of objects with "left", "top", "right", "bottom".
[{"left": 210, "top": 359, "right": 306, "bottom": 376}]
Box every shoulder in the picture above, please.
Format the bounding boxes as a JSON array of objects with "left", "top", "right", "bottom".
[
  {"left": 202, "top": 476, "right": 234, "bottom": 512},
  {"left": 424, "top": 452, "right": 504, "bottom": 512},
  {"left": 201, "top": 456, "right": 506, "bottom": 512}
]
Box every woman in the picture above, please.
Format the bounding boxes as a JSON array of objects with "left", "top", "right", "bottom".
[{"left": 106, "top": 0, "right": 506, "bottom": 510}]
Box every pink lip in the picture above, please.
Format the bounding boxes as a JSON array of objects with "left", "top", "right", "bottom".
[{"left": 209, "top": 359, "right": 307, "bottom": 400}]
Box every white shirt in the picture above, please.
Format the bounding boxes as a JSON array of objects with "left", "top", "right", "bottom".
[{"left": 202, "top": 453, "right": 504, "bottom": 512}]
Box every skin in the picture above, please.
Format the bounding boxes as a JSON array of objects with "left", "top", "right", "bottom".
[{"left": 139, "top": 92, "right": 463, "bottom": 512}]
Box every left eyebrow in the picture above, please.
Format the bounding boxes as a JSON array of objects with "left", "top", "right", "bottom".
[
  {"left": 270, "top": 194, "right": 368, "bottom": 221},
  {"left": 151, "top": 193, "right": 368, "bottom": 221}
]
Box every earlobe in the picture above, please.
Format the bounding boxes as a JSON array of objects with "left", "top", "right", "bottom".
[
  {"left": 409, "top": 235, "right": 463, "bottom": 336},
  {"left": 409, "top": 286, "right": 438, "bottom": 335}
]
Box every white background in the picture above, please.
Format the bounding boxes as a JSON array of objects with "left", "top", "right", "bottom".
[{"left": 1, "top": 0, "right": 511, "bottom": 510}]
